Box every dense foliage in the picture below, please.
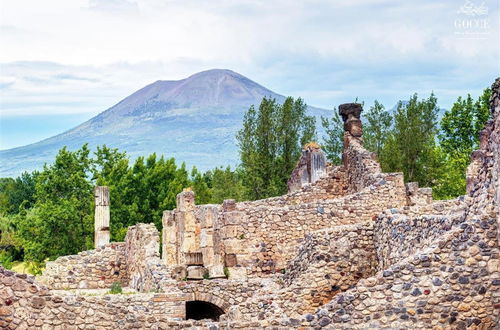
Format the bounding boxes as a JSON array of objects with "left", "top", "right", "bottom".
[
  {"left": 0, "top": 146, "right": 244, "bottom": 269},
  {"left": 0, "top": 88, "right": 491, "bottom": 271},
  {"left": 321, "top": 88, "right": 491, "bottom": 199},
  {"left": 236, "top": 97, "right": 316, "bottom": 200}
]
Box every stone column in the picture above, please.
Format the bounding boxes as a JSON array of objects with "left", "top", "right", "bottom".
[
  {"left": 339, "top": 103, "right": 363, "bottom": 147},
  {"left": 94, "top": 186, "right": 110, "bottom": 248},
  {"left": 162, "top": 210, "right": 178, "bottom": 266}
]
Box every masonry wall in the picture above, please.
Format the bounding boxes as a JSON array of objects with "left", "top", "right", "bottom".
[
  {"left": 126, "top": 223, "right": 173, "bottom": 292},
  {"left": 374, "top": 212, "right": 466, "bottom": 271},
  {"left": 237, "top": 164, "right": 348, "bottom": 208},
  {"left": 230, "top": 172, "right": 406, "bottom": 276},
  {"left": 38, "top": 243, "right": 128, "bottom": 290},
  {"left": 0, "top": 267, "right": 185, "bottom": 330},
  {"left": 275, "top": 78, "right": 500, "bottom": 329},
  {"left": 278, "top": 223, "right": 376, "bottom": 316}
]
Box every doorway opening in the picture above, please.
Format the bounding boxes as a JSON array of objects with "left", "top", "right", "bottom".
[{"left": 185, "top": 300, "right": 224, "bottom": 321}]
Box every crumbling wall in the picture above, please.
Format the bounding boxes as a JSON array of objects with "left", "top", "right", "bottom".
[
  {"left": 0, "top": 267, "right": 184, "bottom": 329},
  {"left": 288, "top": 144, "right": 328, "bottom": 193},
  {"left": 279, "top": 77, "right": 500, "bottom": 329},
  {"left": 281, "top": 223, "right": 376, "bottom": 315},
  {"left": 340, "top": 103, "right": 382, "bottom": 192},
  {"left": 235, "top": 172, "right": 405, "bottom": 275},
  {"left": 38, "top": 243, "right": 127, "bottom": 290},
  {"left": 162, "top": 192, "right": 226, "bottom": 279},
  {"left": 163, "top": 170, "right": 406, "bottom": 279},
  {"left": 243, "top": 164, "right": 348, "bottom": 207},
  {"left": 125, "top": 223, "right": 173, "bottom": 292},
  {"left": 374, "top": 212, "right": 465, "bottom": 271}
]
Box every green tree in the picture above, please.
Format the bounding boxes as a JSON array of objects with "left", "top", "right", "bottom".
[
  {"left": 190, "top": 167, "right": 212, "bottom": 205},
  {"left": 380, "top": 93, "right": 440, "bottom": 186},
  {"left": 321, "top": 110, "right": 343, "bottom": 165},
  {"left": 363, "top": 100, "right": 392, "bottom": 156},
  {"left": 0, "top": 172, "right": 37, "bottom": 215},
  {"left": 435, "top": 88, "right": 492, "bottom": 198},
  {"left": 17, "top": 145, "right": 94, "bottom": 262},
  {"left": 237, "top": 97, "right": 316, "bottom": 200},
  {"left": 209, "top": 166, "right": 245, "bottom": 203}
]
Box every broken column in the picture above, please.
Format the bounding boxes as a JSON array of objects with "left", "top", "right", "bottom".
[
  {"left": 287, "top": 143, "right": 327, "bottom": 193},
  {"left": 339, "top": 103, "right": 363, "bottom": 147},
  {"left": 94, "top": 186, "right": 110, "bottom": 248}
]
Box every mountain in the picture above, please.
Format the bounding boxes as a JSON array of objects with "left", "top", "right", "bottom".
[{"left": 0, "top": 69, "right": 333, "bottom": 177}]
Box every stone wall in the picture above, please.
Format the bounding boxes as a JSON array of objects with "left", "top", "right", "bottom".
[
  {"left": 0, "top": 267, "right": 185, "bottom": 330},
  {"left": 228, "top": 164, "right": 348, "bottom": 209},
  {"left": 280, "top": 222, "right": 376, "bottom": 316},
  {"left": 162, "top": 170, "right": 406, "bottom": 280},
  {"left": 38, "top": 243, "right": 128, "bottom": 290},
  {"left": 272, "top": 77, "right": 500, "bottom": 329},
  {"left": 287, "top": 144, "right": 327, "bottom": 193},
  {"left": 340, "top": 103, "right": 382, "bottom": 193},
  {"left": 233, "top": 172, "right": 406, "bottom": 275},
  {"left": 125, "top": 223, "right": 174, "bottom": 292},
  {"left": 374, "top": 211, "right": 465, "bottom": 271},
  {"left": 300, "top": 218, "right": 499, "bottom": 329}
]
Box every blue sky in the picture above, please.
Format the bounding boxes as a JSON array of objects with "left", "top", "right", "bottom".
[{"left": 0, "top": 0, "right": 499, "bottom": 149}]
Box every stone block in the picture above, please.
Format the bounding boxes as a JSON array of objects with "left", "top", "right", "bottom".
[
  {"left": 225, "top": 254, "right": 237, "bottom": 267},
  {"left": 186, "top": 266, "right": 207, "bottom": 280}
]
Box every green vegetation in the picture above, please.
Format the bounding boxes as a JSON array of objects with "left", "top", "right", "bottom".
[
  {"left": 321, "top": 89, "right": 491, "bottom": 199},
  {"left": 109, "top": 282, "right": 123, "bottom": 294},
  {"left": 0, "top": 88, "right": 491, "bottom": 271},
  {"left": 237, "top": 96, "right": 316, "bottom": 200}
]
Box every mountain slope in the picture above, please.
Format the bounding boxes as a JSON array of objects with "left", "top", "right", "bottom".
[{"left": 0, "top": 69, "right": 332, "bottom": 177}]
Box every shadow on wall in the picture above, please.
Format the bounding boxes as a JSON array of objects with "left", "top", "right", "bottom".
[{"left": 185, "top": 300, "right": 225, "bottom": 321}]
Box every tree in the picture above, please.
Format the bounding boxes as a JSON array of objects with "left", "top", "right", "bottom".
[
  {"left": 17, "top": 145, "right": 94, "bottom": 261},
  {"left": 380, "top": 93, "right": 440, "bottom": 186},
  {"left": 92, "top": 145, "right": 127, "bottom": 185},
  {"left": 0, "top": 172, "right": 37, "bottom": 215},
  {"left": 191, "top": 167, "right": 212, "bottom": 205},
  {"left": 435, "top": 88, "right": 492, "bottom": 198},
  {"left": 321, "top": 110, "right": 344, "bottom": 165},
  {"left": 209, "top": 166, "right": 245, "bottom": 203},
  {"left": 363, "top": 100, "right": 392, "bottom": 156},
  {"left": 237, "top": 97, "right": 316, "bottom": 200}
]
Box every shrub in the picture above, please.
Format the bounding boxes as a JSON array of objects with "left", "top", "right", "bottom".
[
  {"left": 109, "top": 282, "right": 123, "bottom": 294},
  {"left": 0, "top": 251, "right": 13, "bottom": 269}
]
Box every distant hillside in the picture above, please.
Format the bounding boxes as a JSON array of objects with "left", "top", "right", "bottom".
[{"left": 0, "top": 69, "right": 333, "bottom": 177}]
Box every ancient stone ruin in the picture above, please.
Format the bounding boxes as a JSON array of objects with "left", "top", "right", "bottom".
[{"left": 1, "top": 78, "right": 499, "bottom": 329}]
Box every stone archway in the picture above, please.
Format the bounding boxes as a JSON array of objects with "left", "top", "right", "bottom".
[{"left": 185, "top": 300, "right": 225, "bottom": 321}]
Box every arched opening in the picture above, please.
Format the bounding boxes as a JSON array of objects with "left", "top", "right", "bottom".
[{"left": 185, "top": 300, "right": 225, "bottom": 321}]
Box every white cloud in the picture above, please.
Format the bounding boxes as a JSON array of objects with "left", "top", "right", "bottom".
[{"left": 0, "top": 0, "right": 498, "bottom": 118}]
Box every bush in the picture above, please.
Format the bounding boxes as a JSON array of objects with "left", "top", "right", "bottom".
[
  {"left": 109, "top": 282, "right": 123, "bottom": 294},
  {"left": 26, "top": 260, "right": 44, "bottom": 275},
  {"left": 0, "top": 251, "right": 13, "bottom": 269}
]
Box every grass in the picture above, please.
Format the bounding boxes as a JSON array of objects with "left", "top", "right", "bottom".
[{"left": 11, "top": 261, "right": 45, "bottom": 275}]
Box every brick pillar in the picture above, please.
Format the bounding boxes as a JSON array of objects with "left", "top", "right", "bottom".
[{"left": 94, "top": 186, "right": 110, "bottom": 248}]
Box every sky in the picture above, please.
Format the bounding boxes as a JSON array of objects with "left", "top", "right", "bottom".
[{"left": 0, "top": 0, "right": 499, "bottom": 149}]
